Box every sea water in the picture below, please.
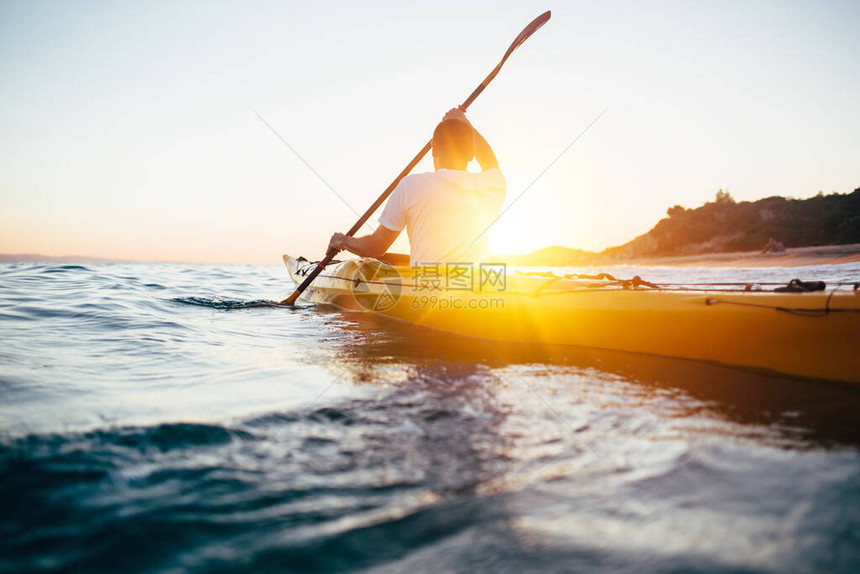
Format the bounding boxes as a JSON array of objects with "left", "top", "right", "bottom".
[{"left": 1, "top": 261, "right": 859, "bottom": 573}]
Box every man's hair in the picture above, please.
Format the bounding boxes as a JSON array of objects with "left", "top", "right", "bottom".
[{"left": 432, "top": 119, "right": 475, "bottom": 165}]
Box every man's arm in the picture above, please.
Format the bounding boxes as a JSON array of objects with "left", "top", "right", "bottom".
[
  {"left": 442, "top": 108, "right": 499, "bottom": 171},
  {"left": 472, "top": 129, "right": 499, "bottom": 171},
  {"left": 327, "top": 225, "right": 400, "bottom": 259}
]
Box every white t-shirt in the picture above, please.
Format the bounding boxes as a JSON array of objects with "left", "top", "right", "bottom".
[{"left": 378, "top": 168, "right": 507, "bottom": 266}]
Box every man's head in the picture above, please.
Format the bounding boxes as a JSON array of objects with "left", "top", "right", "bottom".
[{"left": 431, "top": 119, "right": 475, "bottom": 171}]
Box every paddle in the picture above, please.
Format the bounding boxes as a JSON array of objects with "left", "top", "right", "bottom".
[{"left": 283, "top": 10, "right": 551, "bottom": 305}]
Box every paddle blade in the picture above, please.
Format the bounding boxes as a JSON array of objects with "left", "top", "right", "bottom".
[{"left": 503, "top": 10, "right": 551, "bottom": 62}]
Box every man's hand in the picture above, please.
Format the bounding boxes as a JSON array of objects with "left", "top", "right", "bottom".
[
  {"left": 328, "top": 232, "right": 348, "bottom": 254},
  {"left": 325, "top": 226, "right": 399, "bottom": 259},
  {"left": 443, "top": 108, "right": 471, "bottom": 126}
]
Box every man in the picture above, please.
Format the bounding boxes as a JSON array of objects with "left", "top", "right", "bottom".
[{"left": 327, "top": 108, "right": 506, "bottom": 267}]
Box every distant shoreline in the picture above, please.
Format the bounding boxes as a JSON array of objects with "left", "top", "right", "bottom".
[
  {"left": 0, "top": 253, "right": 123, "bottom": 263},
  {"left": 608, "top": 243, "right": 860, "bottom": 268},
  {"left": 0, "top": 254, "right": 261, "bottom": 265}
]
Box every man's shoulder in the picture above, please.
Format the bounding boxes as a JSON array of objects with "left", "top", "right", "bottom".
[
  {"left": 404, "top": 171, "right": 439, "bottom": 183},
  {"left": 399, "top": 171, "right": 445, "bottom": 192},
  {"left": 438, "top": 168, "right": 506, "bottom": 190},
  {"left": 404, "top": 169, "right": 506, "bottom": 194}
]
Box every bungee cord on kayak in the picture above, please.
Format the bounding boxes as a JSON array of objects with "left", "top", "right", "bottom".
[
  {"left": 705, "top": 284, "right": 860, "bottom": 317},
  {"left": 295, "top": 258, "right": 857, "bottom": 298}
]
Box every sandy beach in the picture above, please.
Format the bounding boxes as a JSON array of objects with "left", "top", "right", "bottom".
[{"left": 625, "top": 243, "right": 860, "bottom": 268}]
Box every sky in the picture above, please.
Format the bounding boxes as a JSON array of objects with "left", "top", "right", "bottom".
[{"left": 1, "top": 0, "right": 858, "bottom": 263}]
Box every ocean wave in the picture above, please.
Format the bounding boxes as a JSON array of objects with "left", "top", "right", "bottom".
[{"left": 169, "top": 296, "right": 283, "bottom": 310}]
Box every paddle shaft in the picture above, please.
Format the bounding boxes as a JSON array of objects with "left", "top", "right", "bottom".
[{"left": 283, "top": 11, "right": 551, "bottom": 305}]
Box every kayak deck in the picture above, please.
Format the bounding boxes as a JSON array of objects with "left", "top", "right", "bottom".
[{"left": 283, "top": 254, "right": 860, "bottom": 384}]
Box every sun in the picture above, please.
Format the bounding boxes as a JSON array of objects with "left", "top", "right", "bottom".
[{"left": 489, "top": 220, "right": 532, "bottom": 255}]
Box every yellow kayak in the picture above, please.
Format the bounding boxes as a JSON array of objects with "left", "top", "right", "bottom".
[{"left": 283, "top": 254, "right": 860, "bottom": 383}]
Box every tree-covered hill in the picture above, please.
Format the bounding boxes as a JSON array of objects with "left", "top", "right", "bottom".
[{"left": 601, "top": 187, "right": 860, "bottom": 260}]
